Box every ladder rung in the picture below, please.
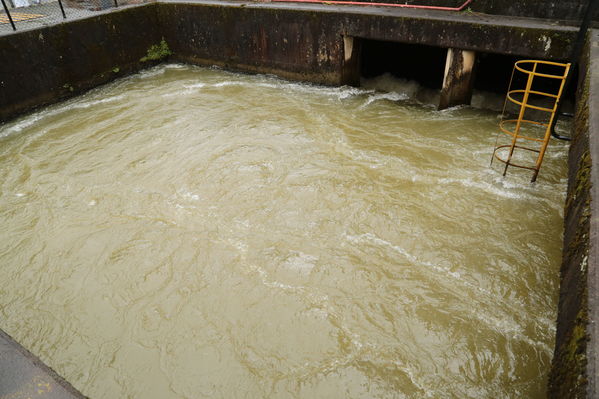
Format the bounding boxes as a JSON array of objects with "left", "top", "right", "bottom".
[
  {"left": 492, "top": 60, "right": 571, "bottom": 182},
  {"left": 499, "top": 119, "right": 549, "bottom": 143},
  {"left": 506, "top": 92, "right": 557, "bottom": 113}
]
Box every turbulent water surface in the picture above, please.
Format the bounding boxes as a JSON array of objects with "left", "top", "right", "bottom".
[{"left": 0, "top": 65, "right": 569, "bottom": 398}]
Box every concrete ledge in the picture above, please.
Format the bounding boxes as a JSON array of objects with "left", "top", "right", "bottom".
[{"left": 0, "top": 329, "right": 86, "bottom": 399}]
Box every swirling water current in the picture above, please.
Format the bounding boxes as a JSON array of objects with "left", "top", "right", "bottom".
[{"left": 0, "top": 64, "right": 568, "bottom": 398}]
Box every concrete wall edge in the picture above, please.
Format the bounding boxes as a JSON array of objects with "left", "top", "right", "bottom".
[{"left": 586, "top": 27, "right": 599, "bottom": 398}]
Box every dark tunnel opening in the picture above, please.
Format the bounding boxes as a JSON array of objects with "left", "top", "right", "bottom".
[
  {"left": 357, "top": 39, "right": 577, "bottom": 113},
  {"left": 473, "top": 52, "right": 577, "bottom": 115},
  {"left": 359, "top": 39, "right": 447, "bottom": 89}
]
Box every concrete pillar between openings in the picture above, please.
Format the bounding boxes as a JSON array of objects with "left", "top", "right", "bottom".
[
  {"left": 340, "top": 35, "right": 361, "bottom": 86},
  {"left": 438, "top": 48, "right": 476, "bottom": 110},
  {"left": 344, "top": 36, "right": 354, "bottom": 63}
]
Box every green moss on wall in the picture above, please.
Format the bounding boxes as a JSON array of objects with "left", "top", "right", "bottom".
[
  {"left": 140, "top": 38, "right": 172, "bottom": 62},
  {"left": 550, "top": 273, "right": 589, "bottom": 398}
]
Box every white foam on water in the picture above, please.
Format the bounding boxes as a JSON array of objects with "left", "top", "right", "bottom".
[
  {"left": 473, "top": 312, "right": 553, "bottom": 355},
  {"left": 71, "top": 95, "right": 126, "bottom": 109},
  {"left": 437, "top": 104, "right": 470, "bottom": 113},
  {"left": 431, "top": 173, "right": 567, "bottom": 214},
  {"left": 163, "top": 80, "right": 359, "bottom": 100},
  {"left": 252, "top": 264, "right": 304, "bottom": 291},
  {"left": 345, "top": 232, "right": 462, "bottom": 280},
  {"left": 1, "top": 109, "right": 60, "bottom": 138},
  {"left": 183, "top": 82, "right": 207, "bottom": 89},
  {"left": 137, "top": 67, "right": 169, "bottom": 79},
  {"left": 361, "top": 92, "right": 408, "bottom": 108},
  {"left": 176, "top": 78, "right": 372, "bottom": 101},
  {"left": 361, "top": 73, "right": 440, "bottom": 105},
  {"left": 282, "top": 252, "right": 318, "bottom": 274},
  {"left": 437, "top": 177, "right": 527, "bottom": 200},
  {"left": 393, "top": 361, "right": 434, "bottom": 398},
  {"left": 178, "top": 190, "right": 201, "bottom": 201},
  {"left": 362, "top": 72, "right": 521, "bottom": 113},
  {"left": 345, "top": 232, "right": 552, "bottom": 351},
  {"left": 1, "top": 94, "right": 125, "bottom": 138},
  {"left": 362, "top": 73, "right": 421, "bottom": 98},
  {"left": 163, "top": 63, "right": 187, "bottom": 70},
  {"left": 229, "top": 239, "right": 248, "bottom": 254},
  {"left": 212, "top": 81, "right": 239, "bottom": 88}
]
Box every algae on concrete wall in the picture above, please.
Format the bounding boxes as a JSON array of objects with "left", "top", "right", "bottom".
[{"left": 140, "top": 38, "right": 172, "bottom": 62}]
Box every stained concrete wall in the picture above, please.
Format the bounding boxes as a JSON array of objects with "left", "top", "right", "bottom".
[
  {"left": 0, "top": 4, "right": 162, "bottom": 121},
  {"left": 470, "top": 0, "right": 594, "bottom": 22},
  {"left": 208, "top": 0, "right": 598, "bottom": 23},
  {"left": 587, "top": 29, "right": 599, "bottom": 395},
  {"left": 0, "top": 1, "right": 578, "bottom": 120},
  {"left": 548, "top": 29, "right": 599, "bottom": 398},
  {"left": 157, "top": 1, "right": 577, "bottom": 87},
  {"left": 344, "top": 0, "right": 597, "bottom": 22}
]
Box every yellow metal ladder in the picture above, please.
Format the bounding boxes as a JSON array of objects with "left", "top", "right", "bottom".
[{"left": 492, "top": 60, "right": 571, "bottom": 182}]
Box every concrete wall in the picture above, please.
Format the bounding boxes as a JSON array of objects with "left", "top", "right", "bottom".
[
  {"left": 548, "top": 29, "right": 599, "bottom": 398},
  {"left": 0, "top": 4, "right": 162, "bottom": 121},
  {"left": 0, "top": 1, "right": 578, "bottom": 120},
  {"left": 470, "top": 0, "right": 593, "bottom": 22},
  {"left": 214, "top": 0, "right": 597, "bottom": 22},
  {"left": 586, "top": 29, "right": 599, "bottom": 396},
  {"left": 347, "top": 0, "right": 597, "bottom": 22},
  {"left": 157, "top": 1, "right": 577, "bottom": 87}
]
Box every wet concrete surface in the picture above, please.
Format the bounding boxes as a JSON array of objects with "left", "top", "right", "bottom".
[{"left": 0, "top": 329, "right": 86, "bottom": 399}]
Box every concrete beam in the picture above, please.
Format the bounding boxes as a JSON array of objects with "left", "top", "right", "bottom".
[{"left": 438, "top": 48, "right": 476, "bottom": 110}]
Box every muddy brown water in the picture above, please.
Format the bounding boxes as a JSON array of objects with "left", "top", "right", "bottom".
[{"left": 0, "top": 64, "right": 569, "bottom": 398}]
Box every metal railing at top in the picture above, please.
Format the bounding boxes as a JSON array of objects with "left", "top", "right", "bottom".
[{"left": 0, "top": 0, "right": 149, "bottom": 33}]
